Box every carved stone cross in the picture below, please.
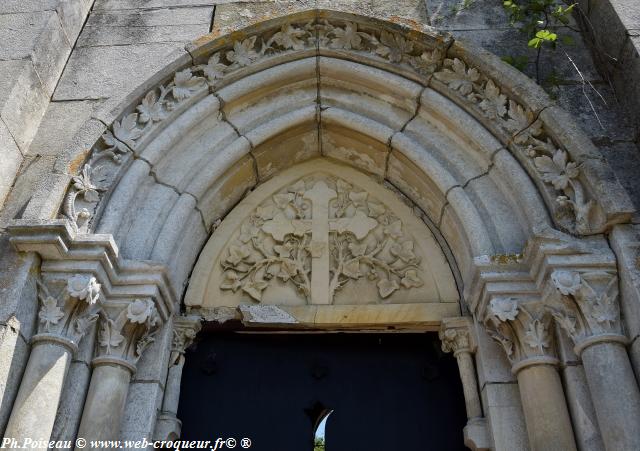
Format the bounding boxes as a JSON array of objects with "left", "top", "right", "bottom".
[
  {"left": 261, "top": 180, "right": 378, "bottom": 304},
  {"left": 303, "top": 181, "right": 338, "bottom": 305}
]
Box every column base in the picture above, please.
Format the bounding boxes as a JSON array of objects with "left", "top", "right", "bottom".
[
  {"left": 463, "top": 418, "right": 490, "bottom": 451},
  {"left": 154, "top": 413, "right": 182, "bottom": 442}
]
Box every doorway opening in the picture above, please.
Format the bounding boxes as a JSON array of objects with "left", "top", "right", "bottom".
[{"left": 178, "top": 332, "right": 467, "bottom": 451}]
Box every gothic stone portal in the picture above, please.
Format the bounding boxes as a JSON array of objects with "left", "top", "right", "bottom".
[{"left": 185, "top": 160, "right": 460, "bottom": 329}]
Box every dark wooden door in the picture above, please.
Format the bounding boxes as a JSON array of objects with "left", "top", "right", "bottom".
[{"left": 178, "top": 332, "right": 467, "bottom": 451}]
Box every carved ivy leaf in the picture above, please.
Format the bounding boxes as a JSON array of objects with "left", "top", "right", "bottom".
[
  {"left": 349, "top": 191, "right": 368, "bottom": 207},
  {"left": 221, "top": 270, "right": 242, "bottom": 292},
  {"left": 172, "top": 69, "right": 206, "bottom": 101},
  {"left": 239, "top": 221, "right": 260, "bottom": 243},
  {"left": 136, "top": 334, "right": 155, "bottom": 357},
  {"left": 71, "top": 166, "right": 100, "bottom": 203},
  {"left": 390, "top": 240, "right": 416, "bottom": 263},
  {"left": 242, "top": 279, "right": 269, "bottom": 301},
  {"left": 226, "top": 243, "right": 251, "bottom": 265},
  {"left": 74, "top": 313, "right": 98, "bottom": 337},
  {"left": 342, "top": 259, "right": 361, "bottom": 279},
  {"left": 506, "top": 101, "right": 542, "bottom": 143},
  {"left": 489, "top": 297, "right": 519, "bottom": 322},
  {"left": 273, "top": 241, "right": 294, "bottom": 258},
  {"left": 433, "top": 58, "right": 480, "bottom": 96},
  {"left": 375, "top": 30, "right": 412, "bottom": 63},
  {"left": 330, "top": 22, "right": 364, "bottom": 50},
  {"left": 348, "top": 241, "right": 367, "bottom": 257},
  {"left": 332, "top": 211, "right": 378, "bottom": 240},
  {"left": 401, "top": 269, "right": 423, "bottom": 289},
  {"left": 367, "top": 201, "right": 385, "bottom": 217},
  {"left": 278, "top": 259, "right": 298, "bottom": 282},
  {"left": 410, "top": 49, "right": 442, "bottom": 73},
  {"left": 487, "top": 329, "right": 513, "bottom": 356},
  {"left": 137, "top": 90, "right": 166, "bottom": 124},
  {"left": 534, "top": 149, "right": 579, "bottom": 190},
  {"left": 377, "top": 278, "right": 399, "bottom": 298},
  {"left": 39, "top": 296, "right": 64, "bottom": 329},
  {"left": 227, "top": 36, "right": 259, "bottom": 66},
  {"left": 99, "top": 320, "right": 125, "bottom": 352},
  {"left": 479, "top": 80, "right": 507, "bottom": 119},
  {"left": 112, "top": 113, "right": 143, "bottom": 149},
  {"left": 273, "top": 193, "right": 294, "bottom": 210},
  {"left": 523, "top": 319, "right": 549, "bottom": 351},
  {"left": 268, "top": 23, "right": 306, "bottom": 51},
  {"left": 101, "top": 130, "right": 130, "bottom": 156},
  {"left": 202, "top": 53, "right": 228, "bottom": 82},
  {"left": 549, "top": 308, "right": 577, "bottom": 336},
  {"left": 383, "top": 220, "right": 403, "bottom": 240}
]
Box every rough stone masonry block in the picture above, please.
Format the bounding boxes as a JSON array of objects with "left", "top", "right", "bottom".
[
  {"left": 428, "top": 0, "right": 508, "bottom": 30},
  {"left": 0, "top": 119, "right": 23, "bottom": 209},
  {"left": 78, "top": 7, "right": 213, "bottom": 47},
  {"left": 0, "top": 324, "right": 29, "bottom": 436},
  {"left": 0, "top": 59, "right": 48, "bottom": 154},
  {"left": 53, "top": 43, "right": 188, "bottom": 101}
]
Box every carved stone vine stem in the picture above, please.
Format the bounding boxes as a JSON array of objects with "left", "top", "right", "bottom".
[
  {"left": 484, "top": 298, "right": 577, "bottom": 451},
  {"left": 4, "top": 274, "right": 100, "bottom": 451},
  {"left": 546, "top": 270, "right": 640, "bottom": 451},
  {"left": 439, "top": 317, "right": 489, "bottom": 451}
]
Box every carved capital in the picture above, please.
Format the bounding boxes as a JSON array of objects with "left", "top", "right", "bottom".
[
  {"left": 35, "top": 273, "right": 101, "bottom": 350},
  {"left": 484, "top": 298, "right": 558, "bottom": 372},
  {"left": 439, "top": 317, "right": 476, "bottom": 356},
  {"left": 95, "top": 298, "right": 161, "bottom": 369},
  {"left": 546, "top": 270, "right": 625, "bottom": 353},
  {"left": 170, "top": 316, "right": 201, "bottom": 366}
]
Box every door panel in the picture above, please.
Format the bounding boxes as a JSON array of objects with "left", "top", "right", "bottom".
[{"left": 178, "top": 333, "right": 467, "bottom": 451}]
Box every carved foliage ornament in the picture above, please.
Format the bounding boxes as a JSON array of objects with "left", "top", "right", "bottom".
[
  {"left": 61, "top": 19, "right": 443, "bottom": 232},
  {"left": 220, "top": 175, "right": 424, "bottom": 304},
  {"left": 433, "top": 58, "right": 593, "bottom": 234},
  {"left": 547, "top": 270, "right": 622, "bottom": 343},
  {"left": 36, "top": 274, "right": 100, "bottom": 343},
  {"left": 97, "top": 298, "right": 160, "bottom": 363},
  {"left": 484, "top": 297, "right": 554, "bottom": 364}
]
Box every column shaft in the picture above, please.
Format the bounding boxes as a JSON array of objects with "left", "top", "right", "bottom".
[
  {"left": 516, "top": 364, "right": 577, "bottom": 451},
  {"left": 580, "top": 342, "right": 640, "bottom": 451},
  {"left": 456, "top": 352, "right": 482, "bottom": 420},
  {"left": 161, "top": 357, "right": 185, "bottom": 416},
  {"left": 4, "top": 340, "right": 72, "bottom": 450},
  {"left": 75, "top": 363, "right": 132, "bottom": 449}
]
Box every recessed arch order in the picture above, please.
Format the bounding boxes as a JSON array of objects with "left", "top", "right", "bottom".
[{"left": 48, "top": 9, "right": 631, "bottom": 317}]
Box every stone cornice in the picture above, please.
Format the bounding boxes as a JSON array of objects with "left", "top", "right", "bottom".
[{"left": 7, "top": 219, "right": 177, "bottom": 322}]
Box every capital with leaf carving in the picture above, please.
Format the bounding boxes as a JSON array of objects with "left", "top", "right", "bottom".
[
  {"left": 484, "top": 297, "right": 558, "bottom": 374},
  {"left": 94, "top": 298, "right": 161, "bottom": 373},
  {"left": 440, "top": 317, "right": 476, "bottom": 357},
  {"left": 34, "top": 273, "right": 101, "bottom": 353},
  {"left": 169, "top": 316, "right": 201, "bottom": 367},
  {"left": 545, "top": 269, "right": 626, "bottom": 355}
]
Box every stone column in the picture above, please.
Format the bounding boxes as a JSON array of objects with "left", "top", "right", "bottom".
[
  {"left": 154, "top": 316, "right": 201, "bottom": 441},
  {"left": 485, "top": 298, "right": 577, "bottom": 451},
  {"left": 439, "top": 317, "right": 488, "bottom": 451},
  {"left": 547, "top": 270, "right": 640, "bottom": 451},
  {"left": 4, "top": 274, "right": 100, "bottom": 450},
  {"left": 75, "top": 298, "right": 161, "bottom": 449}
]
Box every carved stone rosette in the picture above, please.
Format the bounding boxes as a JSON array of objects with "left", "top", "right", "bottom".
[
  {"left": 484, "top": 297, "right": 557, "bottom": 374},
  {"left": 94, "top": 298, "right": 161, "bottom": 372},
  {"left": 35, "top": 273, "right": 101, "bottom": 352},
  {"left": 546, "top": 270, "right": 626, "bottom": 355}
]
